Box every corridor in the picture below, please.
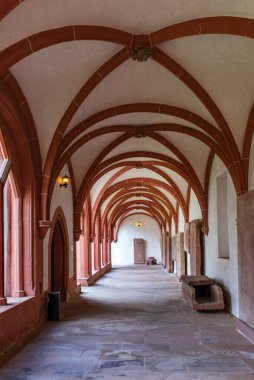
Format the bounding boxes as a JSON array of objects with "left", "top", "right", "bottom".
[{"left": 1, "top": 266, "right": 254, "bottom": 380}]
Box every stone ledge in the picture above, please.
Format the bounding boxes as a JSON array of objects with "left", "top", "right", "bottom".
[{"left": 79, "top": 263, "right": 112, "bottom": 286}]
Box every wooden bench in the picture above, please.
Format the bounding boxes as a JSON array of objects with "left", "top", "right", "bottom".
[{"left": 181, "top": 275, "right": 224, "bottom": 311}]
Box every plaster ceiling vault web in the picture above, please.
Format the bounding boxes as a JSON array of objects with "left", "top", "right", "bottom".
[{"left": 1, "top": 1, "right": 254, "bottom": 239}]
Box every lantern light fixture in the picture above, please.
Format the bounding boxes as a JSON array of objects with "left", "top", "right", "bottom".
[
  {"left": 58, "top": 174, "right": 70, "bottom": 188},
  {"left": 135, "top": 221, "right": 144, "bottom": 228}
]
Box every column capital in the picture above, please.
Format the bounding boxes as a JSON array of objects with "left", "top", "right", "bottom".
[
  {"left": 74, "top": 229, "right": 82, "bottom": 241},
  {"left": 90, "top": 233, "right": 96, "bottom": 243},
  {"left": 38, "top": 220, "right": 52, "bottom": 239}
]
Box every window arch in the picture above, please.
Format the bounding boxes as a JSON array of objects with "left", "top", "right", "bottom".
[
  {"left": 0, "top": 132, "right": 25, "bottom": 304},
  {"left": 0, "top": 126, "right": 36, "bottom": 305}
]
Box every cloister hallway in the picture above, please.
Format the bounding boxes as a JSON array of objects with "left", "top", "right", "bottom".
[{"left": 1, "top": 265, "right": 254, "bottom": 380}]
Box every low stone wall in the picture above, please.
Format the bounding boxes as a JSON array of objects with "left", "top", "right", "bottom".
[
  {"left": 85, "top": 263, "right": 112, "bottom": 286},
  {"left": 0, "top": 294, "right": 47, "bottom": 366}
]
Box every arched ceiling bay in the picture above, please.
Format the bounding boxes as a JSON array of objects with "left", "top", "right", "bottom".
[
  {"left": 10, "top": 41, "right": 121, "bottom": 163},
  {"left": 161, "top": 35, "right": 254, "bottom": 149},
  {"left": 71, "top": 132, "right": 123, "bottom": 189},
  {"left": 102, "top": 137, "right": 180, "bottom": 162},
  {"left": 68, "top": 58, "right": 215, "bottom": 128},
  {"left": 74, "top": 113, "right": 200, "bottom": 134},
  {"left": 1, "top": 0, "right": 254, "bottom": 50},
  {"left": 1, "top": 1, "right": 254, "bottom": 237},
  {"left": 157, "top": 132, "right": 211, "bottom": 186}
]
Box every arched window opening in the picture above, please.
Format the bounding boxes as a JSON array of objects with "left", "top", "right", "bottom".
[
  {"left": 3, "top": 175, "right": 23, "bottom": 298},
  {"left": 0, "top": 134, "right": 24, "bottom": 304}
]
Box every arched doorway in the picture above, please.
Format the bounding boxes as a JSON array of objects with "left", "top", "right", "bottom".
[{"left": 51, "top": 219, "right": 67, "bottom": 302}]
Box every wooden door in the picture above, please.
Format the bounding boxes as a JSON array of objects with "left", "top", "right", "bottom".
[{"left": 51, "top": 220, "right": 67, "bottom": 302}]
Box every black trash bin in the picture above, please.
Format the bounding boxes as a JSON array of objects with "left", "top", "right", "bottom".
[{"left": 48, "top": 291, "right": 60, "bottom": 321}]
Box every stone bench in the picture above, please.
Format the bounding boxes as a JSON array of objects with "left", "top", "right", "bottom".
[{"left": 181, "top": 275, "right": 224, "bottom": 311}]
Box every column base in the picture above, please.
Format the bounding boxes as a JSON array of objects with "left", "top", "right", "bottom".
[
  {"left": 0, "top": 297, "right": 7, "bottom": 306},
  {"left": 77, "top": 277, "right": 90, "bottom": 286},
  {"left": 12, "top": 290, "right": 25, "bottom": 297}
]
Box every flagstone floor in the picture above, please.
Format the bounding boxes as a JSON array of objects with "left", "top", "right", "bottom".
[{"left": 1, "top": 265, "right": 254, "bottom": 380}]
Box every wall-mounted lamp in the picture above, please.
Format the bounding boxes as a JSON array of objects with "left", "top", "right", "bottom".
[
  {"left": 58, "top": 174, "right": 70, "bottom": 188},
  {"left": 135, "top": 221, "right": 144, "bottom": 228}
]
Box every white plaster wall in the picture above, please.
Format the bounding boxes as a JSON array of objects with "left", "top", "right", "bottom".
[
  {"left": 249, "top": 137, "right": 254, "bottom": 190},
  {"left": 204, "top": 156, "right": 239, "bottom": 316},
  {"left": 189, "top": 189, "right": 202, "bottom": 220},
  {"left": 43, "top": 165, "right": 74, "bottom": 290},
  {"left": 111, "top": 214, "right": 161, "bottom": 266}
]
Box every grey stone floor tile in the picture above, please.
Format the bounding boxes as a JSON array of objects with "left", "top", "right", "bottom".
[
  {"left": 85, "top": 372, "right": 133, "bottom": 380},
  {"left": 221, "top": 375, "right": 254, "bottom": 380},
  {"left": 133, "top": 373, "right": 162, "bottom": 380},
  {"left": 186, "top": 358, "right": 250, "bottom": 374},
  {"left": 1, "top": 266, "right": 254, "bottom": 379},
  {"left": 162, "top": 374, "right": 223, "bottom": 380}
]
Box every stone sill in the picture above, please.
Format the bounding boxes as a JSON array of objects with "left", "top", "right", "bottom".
[
  {"left": 218, "top": 257, "right": 230, "bottom": 260},
  {"left": 0, "top": 296, "right": 34, "bottom": 314},
  {"left": 91, "top": 263, "right": 109, "bottom": 275},
  {"left": 80, "top": 263, "right": 112, "bottom": 286}
]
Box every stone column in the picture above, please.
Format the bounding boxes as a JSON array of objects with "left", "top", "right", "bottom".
[
  {"left": 94, "top": 216, "right": 101, "bottom": 271},
  {"left": 0, "top": 182, "right": 7, "bottom": 305},
  {"left": 12, "top": 195, "right": 25, "bottom": 297},
  {"left": 237, "top": 190, "right": 254, "bottom": 330},
  {"left": 184, "top": 222, "right": 190, "bottom": 253},
  {"left": 84, "top": 210, "right": 91, "bottom": 278},
  {"left": 84, "top": 230, "right": 92, "bottom": 277},
  {"left": 77, "top": 208, "right": 92, "bottom": 283},
  {"left": 77, "top": 233, "right": 85, "bottom": 284},
  {"left": 107, "top": 237, "right": 111, "bottom": 264},
  {"left": 173, "top": 235, "right": 177, "bottom": 272},
  {"left": 175, "top": 232, "right": 185, "bottom": 279},
  {"left": 101, "top": 237, "right": 105, "bottom": 266},
  {"left": 102, "top": 224, "right": 107, "bottom": 266},
  {"left": 166, "top": 233, "right": 173, "bottom": 272},
  {"left": 161, "top": 233, "right": 166, "bottom": 267}
]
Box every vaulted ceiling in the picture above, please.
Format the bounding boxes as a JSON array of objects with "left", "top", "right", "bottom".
[{"left": 1, "top": 1, "right": 254, "bottom": 237}]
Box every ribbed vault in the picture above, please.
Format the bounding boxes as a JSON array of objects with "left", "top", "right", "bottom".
[{"left": 1, "top": 2, "right": 254, "bottom": 242}]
